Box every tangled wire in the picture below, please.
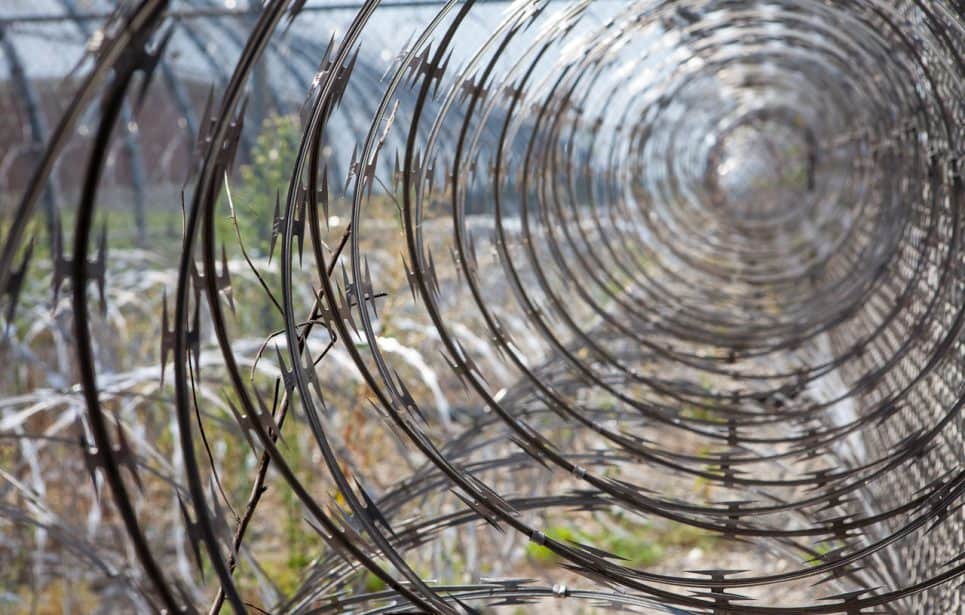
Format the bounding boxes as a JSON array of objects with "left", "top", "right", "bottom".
[{"left": 0, "top": 0, "right": 963, "bottom": 613}]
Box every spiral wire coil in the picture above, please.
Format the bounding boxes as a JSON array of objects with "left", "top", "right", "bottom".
[{"left": 0, "top": 0, "right": 963, "bottom": 613}]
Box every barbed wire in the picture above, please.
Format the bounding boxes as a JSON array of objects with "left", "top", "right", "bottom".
[{"left": 0, "top": 0, "right": 963, "bottom": 613}]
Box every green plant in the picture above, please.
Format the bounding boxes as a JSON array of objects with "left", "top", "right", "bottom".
[{"left": 220, "top": 113, "right": 302, "bottom": 259}]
